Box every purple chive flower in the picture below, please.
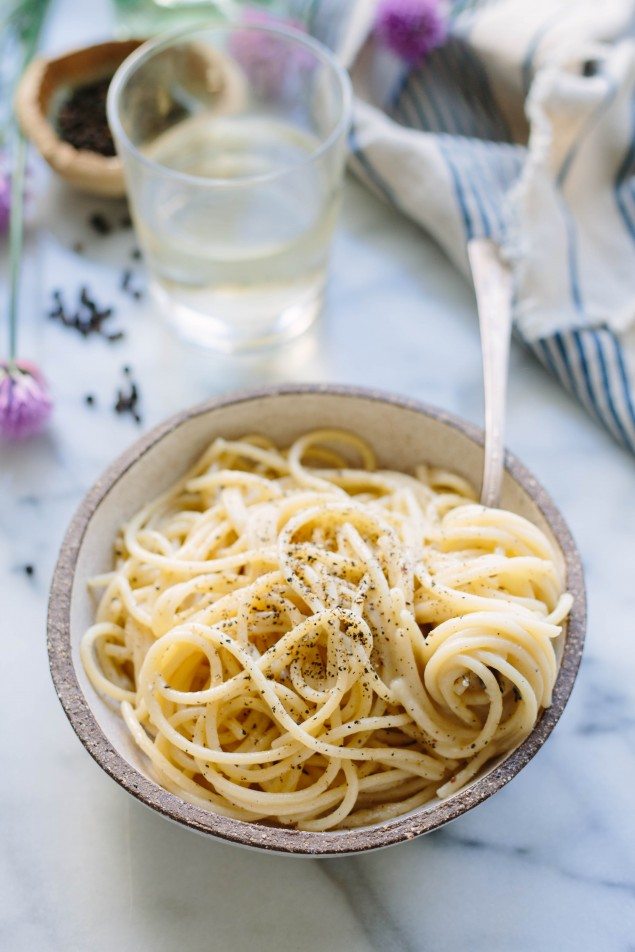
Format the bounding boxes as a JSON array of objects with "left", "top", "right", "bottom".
[
  {"left": 375, "top": 0, "right": 447, "bottom": 65},
  {"left": 230, "top": 9, "right": 313, "bottom": 99},
  {"left": 0, "top": 360, "right": 53, "bottom": 440}
]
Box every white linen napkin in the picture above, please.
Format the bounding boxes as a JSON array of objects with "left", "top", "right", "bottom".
[{"left": 299, "top": 0, "right": 635, "bottom": 452}]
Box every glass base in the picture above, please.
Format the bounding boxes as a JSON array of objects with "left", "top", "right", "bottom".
[{"left": 151, "top": 279, "right": 324, "bottom": 353}]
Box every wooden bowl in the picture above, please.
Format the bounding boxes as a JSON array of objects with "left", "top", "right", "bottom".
[
  {"left": 16, "top": 39, "right": 144, "bottom": 197},
  {"left": 16, "top": 36, "right": 249, "bottom": 198},
  {"left": 47, "top": 386, "right": 586, "bottom": 856}
]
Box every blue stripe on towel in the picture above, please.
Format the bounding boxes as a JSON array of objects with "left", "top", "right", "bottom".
[
  {"left": 437, "top": 140, "right": 477, "bottom": 239},
  {"left": 347, "top": 123, "right": 397, "bottom": 206},
  {"left": 393, "top": 38, "right": 511, "bottom": 143},
  {"left": 614, "top": 100, "right": 635, "bottom": 241},
  {"left": 397, "top": 82, "right": 478, "bottom": 238},
  {"left": 469, "top": 143, "right": 503, "bottom": 235},
  {"left": 600, "top": 329, "right": 635, "bottom": 450},
  {"left": 389, "top": 68, "right": 412, "bottom": 117},
  {"left": 398, "top": 76, "right": 493, "bottom": 239},
  {"left": 393, "top": 51, "right": 524, "bottom": 244},
  {"left": 382, "top": 89, "right": 521, "bottom": 251},
  {"left": 408, "top": 61, "right": 465, "bottom": 135},
  {"left": 550, "top": 76, "right": 621, "bottom": 319},
  {"left": 577, "top": 329, "right": 623, "bottom": 441},
  {"left": 609, "top": 330, "right": 635, "bottom": 437},
  {"left": 555, "top": 329, "right": 625, "bottom": 445},
  {"left": 450, "top": 144, "right": 493, "bottom": 236},
  {"left": 552, "top": 331, "right": 584, "bottom": 403},
  {"left": 571, "top": 329, "right": 606, "bottom": 425},
  {"left": 456, "top": 43, "right": 512, "bottom": 143},
  {"left": 405, "top": 71, "right": 451, "bottom": 133},
  {"left": 442, "top": 137, "right": 495, "bottom": 239},
  {"left": 552, "top": 194, "right": 584, "bottom": 316},
  {"left": 471, "top": 140, "right": 524, "bottom": 238},
  {"left": 533, "top": 328, "right": 635, "bottom": 452},
  {"left": 441, "top": 137, "right": 523, "bottom": 241},
  {"left": 590, "top": 329, "right": 635, "bottom": 451},
  {"left": 537, "top": 338, "right": 559, "bottom": 379},
  {"left": 520, "top": 11, "right": 567, "bottom": 97},
  {"left": 557, "top": 71, "right": 619, "bottom": 189},
  {"left": 436, "top": 43, "right": 496, "bottom": 138},
  {"left": 533, "top": 334, "right": 576, "bottom": 401}
]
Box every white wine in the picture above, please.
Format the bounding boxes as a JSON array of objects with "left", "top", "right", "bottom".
[
  {"left": 111, "top": 22, "right": 350, "bottom": 351},
  {"left": 134, "top": 115, "right": 341, "bottom": 349}
]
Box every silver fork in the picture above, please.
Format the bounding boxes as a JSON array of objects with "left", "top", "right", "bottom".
[{"left": 467, "top": 239, "right": 514, "bottom": 509}]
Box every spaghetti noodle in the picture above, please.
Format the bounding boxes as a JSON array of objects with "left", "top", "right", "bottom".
[{"left": 81, "top": 430, "right": 571, "bottom": 830}]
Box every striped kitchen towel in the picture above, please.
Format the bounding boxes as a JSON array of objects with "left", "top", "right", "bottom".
[{"left": 293, "top": 0, "right": 635, "bottom": 453}]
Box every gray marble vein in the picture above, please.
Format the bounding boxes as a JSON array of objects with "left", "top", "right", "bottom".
[{"left": 320, "top": 859, "right": 416, "bottom": 952}]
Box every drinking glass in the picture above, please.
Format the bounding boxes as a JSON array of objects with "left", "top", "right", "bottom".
[{"left": 108, "top": 22, "right": 352, "bottom": 351}]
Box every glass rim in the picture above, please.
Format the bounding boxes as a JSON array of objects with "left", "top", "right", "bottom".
[{"left": 107, "top": 20, "right": 353, "bottom": 189}]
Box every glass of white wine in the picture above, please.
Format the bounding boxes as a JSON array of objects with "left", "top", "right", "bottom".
[{"left": 108, "top": 21, "right": 352, "bottom": 351}]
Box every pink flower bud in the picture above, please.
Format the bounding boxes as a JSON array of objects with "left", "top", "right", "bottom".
[
  {"left": 375, "top": 0, "right": 447, "bottom": 66},
  {"left": 0, "top": 360, "right": 53, "bottom": 440}
]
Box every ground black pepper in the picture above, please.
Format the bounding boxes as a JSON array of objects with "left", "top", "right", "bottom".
[{"left": 57, "top": 77, "right": 116, "bottom": 156}]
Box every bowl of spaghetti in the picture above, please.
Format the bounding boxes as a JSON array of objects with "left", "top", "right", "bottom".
[{"left": 48, "top": 385, "right": 586, "bottom": 855}]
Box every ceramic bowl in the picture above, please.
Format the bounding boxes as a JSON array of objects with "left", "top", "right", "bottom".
[{"left": 47, "top": 386, "right": 586, "bottom": 855}]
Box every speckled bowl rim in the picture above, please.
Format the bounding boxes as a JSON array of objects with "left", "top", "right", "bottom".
[{"left": 47, "top": 384, "right": 586, "bottom": 856}]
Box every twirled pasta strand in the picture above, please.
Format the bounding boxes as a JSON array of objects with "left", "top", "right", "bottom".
[{"left": 81, "top": 430, "right": 571, "bottom": 830}]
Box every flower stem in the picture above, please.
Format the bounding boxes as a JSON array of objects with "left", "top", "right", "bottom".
[
  {"left": 3, "top": 0, "right": 53, "bottom": 367},
  {"left": 7, "top": 132, "right": 27, "bottom": 365}
]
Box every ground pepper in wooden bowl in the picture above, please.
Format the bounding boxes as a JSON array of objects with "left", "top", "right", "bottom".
[
  {"left": 15, "top": 39, "right": 144, "bottom": 197},
  {"left": 57, "top": 77, "right": 116, "bottom": 157}
]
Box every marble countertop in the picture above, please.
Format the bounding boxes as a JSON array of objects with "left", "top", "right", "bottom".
[{"left": 2, "top": 2, "right": 634, "bottom": 950}]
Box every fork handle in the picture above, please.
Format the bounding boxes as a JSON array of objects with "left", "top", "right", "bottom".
[{"left": 467, "top": 239, "right": 514, "bottom": 509}]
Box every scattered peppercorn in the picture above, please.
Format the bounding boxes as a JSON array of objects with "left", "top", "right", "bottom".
[
  {"left": 84, "top": 393, "right": 96, "bottom": 406},
  {"left": 120, "top": 269, "right": 144, "bottom": 301},
  {"left": 88, "top": 211, "right": 111, "bottom": 235},
  {"left": 130, "top": 247, "right": 142, "bottom": 260},
  {"left": 47, "top": 287, "right": 124, "bottom": 342},
  {"left": 114, "top": 367, "right": 142, "bottom": 424},
  {"left": 24, "top": 564, "right": 34, "bottom": 577}
]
